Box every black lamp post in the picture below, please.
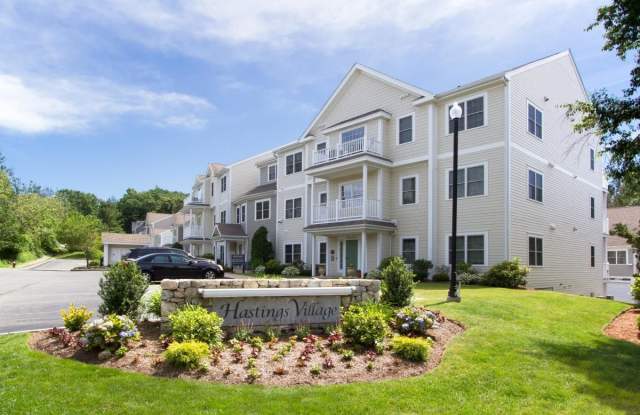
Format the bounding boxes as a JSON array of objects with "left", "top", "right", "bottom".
[{"left": 448, "top": 102, "right": 462, "bottom": 302}]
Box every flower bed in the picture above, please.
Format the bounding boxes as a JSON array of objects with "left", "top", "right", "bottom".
[
  {"left": 603, "top": 308, "right": 640, "bottom": 345},
  {"left": 30, "top": 310, "right": 463, "bottom": 386}
]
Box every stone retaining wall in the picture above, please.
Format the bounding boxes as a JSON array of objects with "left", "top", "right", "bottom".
[{"left": 160, "top": 278, "right": 381, "bottom": 319}]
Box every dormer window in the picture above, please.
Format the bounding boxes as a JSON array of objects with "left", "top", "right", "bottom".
[
  {"left": 221, "top": 176, "right": 227, "bottom": 193},
  {"left": 268, "top": 164, "right": 277, "bottom": 181}
]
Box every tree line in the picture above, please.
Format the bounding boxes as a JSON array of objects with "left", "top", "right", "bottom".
[{"left": 0, "top": 152, "right": 186, "bottom": 266}]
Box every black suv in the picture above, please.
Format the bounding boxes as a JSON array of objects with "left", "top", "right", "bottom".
[
  {"left": 133, "top": 252, "right": 224, "bottom": 281},
  {"left": 125, "top": 247, "right": 193, "bottom": 261}
]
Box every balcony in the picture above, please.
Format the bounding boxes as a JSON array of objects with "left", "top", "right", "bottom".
[
  {"left": 183, "top": 223, "right": 205, "bottom": 239},
  {"left": 312, "top": 137, "right": 382, "bottom": 166},
  {"left": 312, "top": 198, "right": 381, "bottom": 224},
  {"left": 183, "top": 193, "right": 206, "bottom": 206}
]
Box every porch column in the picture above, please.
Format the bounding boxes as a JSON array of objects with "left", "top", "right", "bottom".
[
  {"left": 377, "top": 168, "right": 383, "bottom": 219},
  {"left": 311, "top": 234, "right": 316, "bottom": 277},
  {"left": 377, "top": 232, "right": 382, "bottom": 268},
  {"left": 362, "top": 164, "right": 368, "bottom": 219},
  {"left": 189, "top": 208, "right": 193, "bottom": 236},
  {"left": 361, "top": 231, "right": 368, "bottom": 276},
  {"left": 310, "top": 177, "right": 315, "bottom": 224}
]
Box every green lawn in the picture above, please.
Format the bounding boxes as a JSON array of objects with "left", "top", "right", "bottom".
[{"left": 1, "top": 284, "right": 639, "bottom": 414}]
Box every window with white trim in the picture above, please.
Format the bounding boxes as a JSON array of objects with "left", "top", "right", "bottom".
[
  {"left": 401, "top": 238, "right": 417, "bottom": 264},
  {"left": 590, "top": 148, "right": 595, "bottom": 171},
  {"left": 211, "top": 182, "right": 214, "bottom": 196},
  {"left": 268, "top": 164, "right": 277, "bottom": 181},
  {"left": 319, "top": 192, "right": 327, "bottom": 205},
  {"left": 528, "top": 170, "right": 543, "bottom": 202},
  {"left": 590, "top": 197, "right": 595, "bottom": 219},
  {"left": 285, "top": 197, "right": 302, "bottom": 219},
  {"left": 220, "top": 210, "right": 226, "bottom": 224},
  {"left": 528, "top": 103, "right": 542, "bottom": 139},
  {"left": 529, "top": 236, "right": 543, "bottom": 266},
  {"left": 235, "top": 204, "right": 246, "bottom": 223},
  {"left": 398, "top": 114, "right": 414, "bottom": 144},
  {"left": 220, "top": 176, "right": 227, "bottom": 192},
  {"left": 607, "top": 250, "right": 628, "bottom": 264},
  {"left": 284, "top": 243, "right": 302, "bottom": 264},
  {"left": 448, "top": 234, "right": 486, "bottom": 265},
  {"left": 590, "top": 245, "right": 596, "bottom": 268},
  {"left": 401, "top": 176, "right": 417, "bottom": 205},
  {"left": 286, "top": 152, "right": 303, "bottom": 175},
  {"left": 255, "top": 199, "right": 270, "bottom": 220},
  {"left": 448, "top": 165, "right": 485, "bottom": 198},
  {"left": 341, "top": 127, "right": 364, "bottom": 144},
  {"left": 316, "top": 142, "right": 327, "bottom": 151},
  {"left": 319, "top": 242, "right": 327, "bottom": 264},
  {"left": 448, "top": 96, "right": 485, "bottom": 134}
]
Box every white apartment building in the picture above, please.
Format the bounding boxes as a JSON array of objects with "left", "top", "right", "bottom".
[{"left": 181, "top": 50, "right": 607, "bottom": 296}]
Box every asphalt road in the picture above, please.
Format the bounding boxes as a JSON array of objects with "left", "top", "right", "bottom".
[{"left": 0, "top": 259, "right": 103, "bottom": 333}]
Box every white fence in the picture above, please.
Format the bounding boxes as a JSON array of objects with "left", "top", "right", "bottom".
[
  {"left": 312, "top": 137, "right": 382, "bottom": 165},
  {"left": 313, "top": 198, "right": 381, "bottom": 223}
]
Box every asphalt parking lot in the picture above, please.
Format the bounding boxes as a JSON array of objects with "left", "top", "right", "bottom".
[{"left": 0, "top": 259, "right": 103, "bottom": 333}]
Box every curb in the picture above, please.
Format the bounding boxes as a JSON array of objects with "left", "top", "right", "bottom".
[
  {"left": 17, "top": 256, "right": 53, "bottom": 270},
  {"left": 0, "top": 327, "right": 52, "bottom": 336}
]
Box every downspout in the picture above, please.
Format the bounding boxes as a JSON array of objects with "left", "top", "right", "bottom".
[{"left": 504, "top": 75, "right": 512, "bottom": 260}]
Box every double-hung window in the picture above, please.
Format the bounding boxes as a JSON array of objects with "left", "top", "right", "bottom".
[
  {"left": 590, "top": 149, "right": 595, "bottom": 171},
  {"left": 590, "top": 197, "right": 595, "bottom": 219},
  {"left": 220, "top": 176, "right": 227, "bottom": 193},
  {"left": 286, "top": 152, "right": 303, "bottom": 175},
  {"left": 448, "top": 234, "right": 486, "bottom": 265},
  {"left": 285, "top": 197, "right": 302, "bottom": 219},
  {"left": 341, "top": 127, "right": 364, "bottom": 146},
  {"left": 448, "top": 165, "right": 485, "bottom": 199},
  {"left": 211, "top": 182, "right": 214, "bottom": 196},
  {"left": 284, "top": 243, "right": 302, "bottom": 264},
  {"left": 528, "top": 170, "right": 543, "bottom": 202},
  {"left": 529, "top": 237, "right": 543, "bottom": 266},
  {"left": 448, "top": 96, "right": 485, "bottom": 134},
  {"left": 607, "top": 250, "right": 628, "bottom": 265},
  {"left": 401, "top": 238, "right": 417, "bottom": 264},
  {"left": 401, "top": 176, "right": 417, "bottom": 205},
  {"left": 590, "top": 246, "right": 596, "bottom": 268},
  {"left": 219, "top": 210, "right": 226, "bottom": 224},
  {"left": 398, "top": 114, "right": 414, "bottom": 144},
  {"left": 268, "top": 164, "right": 277, "bottom": 181},
  {"left": 236, "top": 204, "right": 246, "bottom": 223},
  {"left": 255, "top": 199, "right": 270, "bottom": 220},
  {"left": 319, "top": 242, "right": 327, "bottom": 264},
  {"left": 528, "top": 103, "right": 543, "bottom": 139},
  {"left": 319, "top": 192, "right": 327, "bottom": 206}
]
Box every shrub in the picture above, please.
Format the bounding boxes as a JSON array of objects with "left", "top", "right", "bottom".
[
  {"left": 251, "top": 226, "right": 274, "bottom": 267},
  {"left": 97, "top": 261, "right": 148, "bottom": 318},
  {"left": 282, "top": 266, "right": 300, "bottom": 277},
  {"left": 340, "top": 349, "right": 354, "bottom": 361},
  {"left": 392, "top": 336, "right": 432, "bottom": 362},
  {"left": 393, "top": 306, "right": 436, "bottom": 336},
  {"left": 263, "top": 327, "right": 280, "bottom": 342},
  {"left": 295, "top": 325, "right": 311, "bottom": 339},
  {"left": 381, "top": 257, "right": 415, "bottom": 307},
  {"left": 412, "top": 259, "right": 433, "bottom": 282},
  {"left": 168, "top": 305, "right": 224, "bottom": 347},
  {"left": 459, "top": 272, "right": 483, "bottom": 285},
  {"left": 432, "top": 265, "right": 450, "bottom": 282},
  {"left": 80, "top": 314, "right": 139, "bottom": 352},
  {"left": 456, "top": 262, "right": 477, "bottom": 274},
  {"left": 60, "top": 304, "right": 92, "bottom": 331},
  {"left": 379, "top": 256, "right": 400, "bottom": 271},
  {"left": 165, "top": 341, "right": 210, "bottom": 369},
  {"left": 366, "top": 269, "right": 383, "bottom": 279},
  {"left": 265, "top": 259, "right": 284, "bottom": 275},
  {"left": 254, "top": 265, "right": 266, "bottom": 277},
  {"left": 483, "top": 258, "right": 528, "bottom": 288},
  {"left": 631, "top": 275, "right": 640, "bottom": 303},
  {"left": 342, "top": 303, "right": 390, "bottom": 348},
  {"left": 233, "top": 324, "right": 254, "bottom": 342},
  {"left": 146, "top": 290, "right": 162, "bottom": 317}
]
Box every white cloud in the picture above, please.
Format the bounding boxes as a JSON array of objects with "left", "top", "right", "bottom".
[{"left": 0, "top": 74, "right": 213, "bottom": 134}]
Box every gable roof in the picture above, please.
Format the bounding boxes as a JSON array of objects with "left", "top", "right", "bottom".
[
  {"left": 235, "top": 182, "right": 277, "bottom": 204},
  {"left": 212, "top": 224, "right": 248, "bottom": 239},
  {"left": 101, "top": 232, "right": 150, "bottom": 246},
  {"left": 145, "top": 212, "right": 172, "bottom": 224},
  {"left": 608, "top": 206, "right": 640, "bottom": 246},
  {"left": 299, "top": 63, "right": 434, "bottom": 140}
]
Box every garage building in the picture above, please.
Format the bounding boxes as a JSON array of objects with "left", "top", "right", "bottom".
[{"left": 102, "top": 233, "right": 151, "bottom": 266}]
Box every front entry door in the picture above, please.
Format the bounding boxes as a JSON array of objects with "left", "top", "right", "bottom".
[{"left": 345, "top": 240, "right": 359, "bottom": 274}]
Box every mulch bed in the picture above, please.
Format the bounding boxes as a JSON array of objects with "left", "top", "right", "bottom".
[
  {"left": 29, "top": 319, "right": 464, "bottom": 386},
  {"left": 604, "top": 308, "right": 640, "bottom": 345}
]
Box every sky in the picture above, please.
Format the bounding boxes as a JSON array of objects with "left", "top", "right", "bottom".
[{"left": 0, "top": 0, "right": 633, "bottom": 199}]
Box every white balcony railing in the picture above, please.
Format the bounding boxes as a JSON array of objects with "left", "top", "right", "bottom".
[
  {"left": 183, "top": 223, "right": 205, "bottom": 239},
  {"left": 312, "top": 137, "right": 382, "bottom": 165},
  {"left": 159, "top": 229, "right": 175, "bottom": 246},
  {"left": 603, "top": 217, "right": 610, "bottom": 235},
  {"left": 312, "top": 198, "right": 381, "bottom": 224}
]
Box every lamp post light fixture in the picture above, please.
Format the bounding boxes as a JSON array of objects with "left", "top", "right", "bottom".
[{"left": 448, "top": 102, "right": 463, "bottom": 302}]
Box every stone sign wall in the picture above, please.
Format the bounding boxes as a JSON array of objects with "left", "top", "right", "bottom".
[{"left": 160, "top": 278, "right": 381, "bottom": 329}]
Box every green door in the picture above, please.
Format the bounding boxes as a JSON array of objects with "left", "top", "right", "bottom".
[{"left": 345, "top": 240, "right": 358, "bottom": 272}]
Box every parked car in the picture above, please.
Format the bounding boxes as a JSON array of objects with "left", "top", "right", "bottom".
[
  {"left": 132, "top": 253, "right": 224, "bottom": 281},
  {"left": 125, "top": 247, "right": 193, "bottom": 261}
]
